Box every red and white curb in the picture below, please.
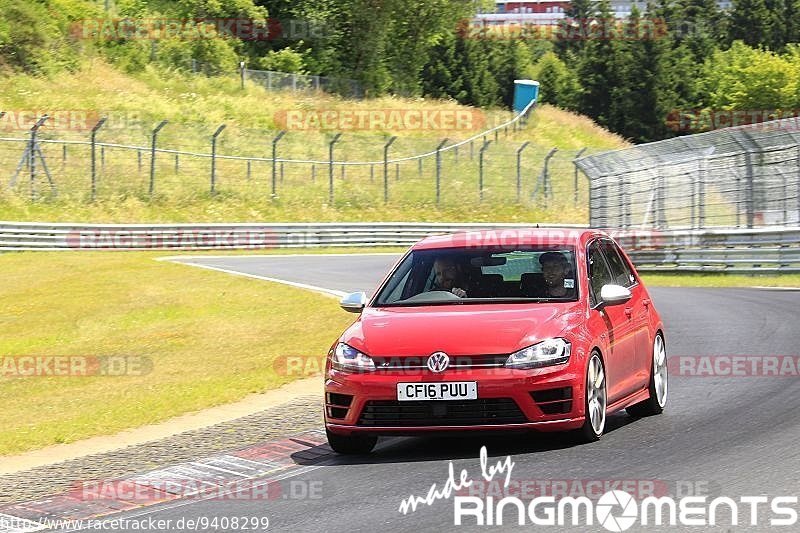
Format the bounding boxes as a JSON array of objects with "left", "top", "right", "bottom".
[{"left": 0, "top": 429, "right": 331, "bottom": 532}]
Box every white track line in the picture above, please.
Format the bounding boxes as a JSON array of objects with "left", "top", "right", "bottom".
[
  {"left": 156, "top": 252, "right": 401, "bottom": 261},
  {"left": 165, "top": 261, "right": 347, "bottom": 299}
]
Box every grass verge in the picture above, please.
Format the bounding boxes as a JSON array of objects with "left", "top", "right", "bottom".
[
  {"left": 0, "top": 250, "right": 356, "bottom": 455},
  {"left": 640, "top": 272, "right": 800, "bottom": 287}
]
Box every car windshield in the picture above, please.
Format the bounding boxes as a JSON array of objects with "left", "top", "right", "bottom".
[{"left": 373, "top": 246, "right": 578, "bottom": 306}]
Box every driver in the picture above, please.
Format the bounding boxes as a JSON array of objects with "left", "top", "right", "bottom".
[
  {"left": 538, "top": 252, "right": 574, "bottom": 298},
  {"left": 432, "top": 257, "right": 468, "bottom": 298}
]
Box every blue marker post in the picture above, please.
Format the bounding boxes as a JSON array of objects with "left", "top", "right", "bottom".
[{"left": 513, "top": 80, "right": 540, "bottom": 114}]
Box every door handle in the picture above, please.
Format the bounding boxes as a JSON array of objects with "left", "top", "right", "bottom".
[
  {"left": 624, "top": 307, "right": 633, "bottom": 317},
  {"left": 642, "top": 299, "right": 651, "bottom": 307}
]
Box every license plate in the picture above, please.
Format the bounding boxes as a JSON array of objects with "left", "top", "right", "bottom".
[{"left": 397, "top": 381, "right": 477, "bottom": 401}]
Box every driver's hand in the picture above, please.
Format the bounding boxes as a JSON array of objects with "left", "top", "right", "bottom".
[{"left": 451, "top": 287, "right": 467, "bottom": 298}]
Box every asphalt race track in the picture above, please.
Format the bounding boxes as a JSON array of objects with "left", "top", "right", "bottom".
[{"left": 69, "top": 255, "right": 800, "bottom": 531}]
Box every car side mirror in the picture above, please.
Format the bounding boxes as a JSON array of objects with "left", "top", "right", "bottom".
[
  {"left": 599, "top": 284, "right": 632, "bottom": 306},
  {"left": 339, "top": 291, "right": 367, "bottom": 313}
]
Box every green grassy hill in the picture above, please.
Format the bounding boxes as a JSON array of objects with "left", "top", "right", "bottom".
[{"left": 0, "top": 60, "right": 628, "bottom": 223}]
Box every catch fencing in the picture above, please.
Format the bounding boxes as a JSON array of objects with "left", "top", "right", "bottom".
[
  {"left": 243, "top": 68, "right": 363, "bottom": 98},
  {"left": 576, "top": 117, "right": 800, "bottom": 230},
  {"left": 0, "top": 102, "right": 591, "bottom": 212}
]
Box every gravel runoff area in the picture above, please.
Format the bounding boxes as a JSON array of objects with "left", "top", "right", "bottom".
[{"left": 0, "top": 396, "right": 323, "bottom": 505}]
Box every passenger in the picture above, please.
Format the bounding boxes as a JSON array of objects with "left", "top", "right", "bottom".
[
  {"left": 432, "top": 257, "right": 468, "bottom": 298},
  {"left": 537, "top": 252, "right": 574, "bottom": 298}
]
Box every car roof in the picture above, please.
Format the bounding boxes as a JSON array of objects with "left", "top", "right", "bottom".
[{"left": 411, "top": 227, "right": 608, "bottom": 250}]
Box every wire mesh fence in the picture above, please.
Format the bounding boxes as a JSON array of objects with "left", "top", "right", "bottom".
[
  {"left": 244, "top": 68, "right": 363, "bottom": 99},
  {"left": 0, "top": 105, "right": 593, "bottom": 215},
  {"left": 576, "top": 118, "right": 800, "bottom": 229}
]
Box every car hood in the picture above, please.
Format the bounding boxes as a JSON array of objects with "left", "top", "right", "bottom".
[{"left": 341, "top": 303, "right": 583, "bottom": 357}]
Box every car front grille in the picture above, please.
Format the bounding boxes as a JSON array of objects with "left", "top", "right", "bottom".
[
  {"left": 357, "top": 398, "right": 526, "bottom": 427},
  {"left": 371, "top": 354, "right": 508, "bottom": 370}
]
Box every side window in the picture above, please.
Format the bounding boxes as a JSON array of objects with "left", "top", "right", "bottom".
[
  {"left": 600, "top": 240, "right": 636, "bottom": 287},
  {"left": 588, "top": 241, "right": 614, "bottom": 307}
]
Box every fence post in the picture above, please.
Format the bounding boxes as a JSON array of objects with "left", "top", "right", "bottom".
[
  {"left": 328, "top": 133, "right": 342, "bottom": 204},
  {"left": 656, "top": 168, "right": 666, "bottom": 229},
  {"left": 478, "top": 139, "right": 491, "bottom": 202},
  {"left": 731, "top": 134, "right": 756, "bottom": 228},
  {"left": 239, "top": 61, "right": 246, "bottom": 90},
  {"left": 532, "top": 148, "right": 557, "bottom": 206},
  {"left": 149, "top": 120, "right": 168, "bottom": 196},
  {"left": 621, "top": 173, "right": 629, "bottom": 228},
  {"left": 90, "top": 117, "right": 107, "bottom": 201},
  {"left": 271, "top": 130, "right": 286, "bottom": 198},
  {"left": 741, "top": 134, "right": 756, "bottom": 228},
  {"left": 698, "top": 158, "right": 706, "bottom": 228},
  {"left": 62, "top": 145, "right": 67, "bottom": 171},
  {"left": 174, "top": 154, "right": 179, "bottom": 174},
  {"left": 573, "top": 147, "right": 587, "bottom": 206},
  {"left": 516, "top": 141, "right": 530, "bottom": 203},
  {"left": 542, "top": 148, "right": 558, "bottom": 202},
  {"left": 383, "top": 136, "right": 397, "bottom": 203},
  {"left": 436, "top": 139, "right": 449, "bottom": 204},
  {"left": 29, "top": 115, "right": 49, "bottom": 200},
  {"left": 210, "top": 124, "right": 226, "bottom": 194},
  {"left": 797, "top": 145, "right": 800, "bottom": 225}
]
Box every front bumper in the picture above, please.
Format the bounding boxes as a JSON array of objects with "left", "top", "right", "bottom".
[{"left": 324, "top": 363, "right": 586, "bottom": 436}]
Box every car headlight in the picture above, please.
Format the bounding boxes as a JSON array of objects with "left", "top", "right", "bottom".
[
  {"left": 505, "top": 338, "right": 571, "bottom": 369},
  {"left": 332, "top": 342, "right": 376, "bottom": 372}
]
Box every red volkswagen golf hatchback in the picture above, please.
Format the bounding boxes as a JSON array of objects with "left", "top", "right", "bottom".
[{"left": 324, "top": 228, "right": 667, "bottom": 454}]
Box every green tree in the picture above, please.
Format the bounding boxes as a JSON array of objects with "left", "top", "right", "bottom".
[
  {"left": 608, "top": 4, "right": 675, "bottom": 141},
  {"left": 728, "top": 0, "right": 771, "bottom": 47},
  {"left": 531, "top": 51, "right": 581, "bottom": 109},
  {"left": 702, "top": 41, "right": 797, "bottom": 109},
  {"left": 576, "top": 0, "right": 617, "bottom": 125},
  {"left": 555, "top": 0, "right": 595, "bottom": 56}
]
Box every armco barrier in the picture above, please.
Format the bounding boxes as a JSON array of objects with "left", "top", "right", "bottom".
[{"left": 1, "top": 222, "right": 799, "bottom": 273}]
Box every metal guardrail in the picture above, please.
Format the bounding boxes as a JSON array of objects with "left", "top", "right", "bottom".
[{"left": 2, "top": 222, "right": 799, "bottom": 273}]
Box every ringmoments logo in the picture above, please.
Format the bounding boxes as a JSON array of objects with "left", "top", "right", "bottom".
[{"left": 397, "top": 448, "right": 799, "bottom": 529}]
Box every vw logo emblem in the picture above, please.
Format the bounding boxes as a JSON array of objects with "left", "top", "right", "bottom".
[{"left": 427, "top": 352, "right": 450, "bottom": 373}]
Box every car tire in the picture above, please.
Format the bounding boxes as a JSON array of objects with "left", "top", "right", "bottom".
[
  {"left": 627, "top": 332, "right": 668, "bottom": 418},
  {"left": 326, "top": 429, "right": 378, "bottom": 455},
  {"left": 576, "top": 352, "right": 607, "bottom": 443}
]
